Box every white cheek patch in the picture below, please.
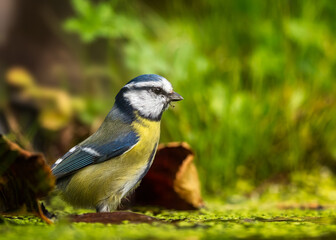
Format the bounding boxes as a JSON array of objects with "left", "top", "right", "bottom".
[
  {"left": 123, "top": 76, "right": 174, "bottom": 119},
  {"left": 82, "top": 147, "right": 101, "bottom": 156},
  {"left": 124, "top": 90, "right": 166, "bottom": 119}
]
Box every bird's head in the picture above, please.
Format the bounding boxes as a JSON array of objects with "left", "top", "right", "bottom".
[{"left": 115, "top": 74, "right": 183, "bottom": 121}]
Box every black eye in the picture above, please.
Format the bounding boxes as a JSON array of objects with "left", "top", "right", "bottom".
[{"left": 152, "top": 87, "right": 162, "bottom": 94}]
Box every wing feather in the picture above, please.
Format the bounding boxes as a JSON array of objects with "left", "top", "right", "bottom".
[{"left": 52, "top": 130, "right": 139, "bottom": 179}]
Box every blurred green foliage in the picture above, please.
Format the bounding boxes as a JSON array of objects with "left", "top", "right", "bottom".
[{"left": 63, "top": 0, "right": 336, "bottom": 195}]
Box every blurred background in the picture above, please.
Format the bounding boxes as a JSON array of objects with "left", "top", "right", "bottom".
[{"left": 1, "top": 0, "right": 336, "bottom": 201}]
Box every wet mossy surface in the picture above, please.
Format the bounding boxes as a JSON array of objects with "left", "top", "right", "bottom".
[{"left": 2, "top": 201, "right": 336, "bottom": 240}]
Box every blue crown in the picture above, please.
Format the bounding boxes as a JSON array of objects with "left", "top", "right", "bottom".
[{"left": 126, "top": 74, "right": 164, "bottom": 85}]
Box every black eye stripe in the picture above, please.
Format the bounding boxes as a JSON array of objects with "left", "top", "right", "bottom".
[
  {"left": 153, "top": 87, "right": 162, "bottom": 94},
  {"left": 127, "top": 86, "right": 165, "bottom": 94}
]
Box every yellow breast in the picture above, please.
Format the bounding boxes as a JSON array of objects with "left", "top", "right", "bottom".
[{"left": 61, "top": 115, "right": 161, "bottom": 209}]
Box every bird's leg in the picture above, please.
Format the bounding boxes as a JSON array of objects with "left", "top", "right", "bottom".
[{"left": 95, "top": 204, "right": 110, "bottom": 213}]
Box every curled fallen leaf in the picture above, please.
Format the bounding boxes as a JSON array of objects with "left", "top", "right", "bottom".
[
  {"left": 133, "top": 142, "right": 204, "bottom": 210},
  {"left": 0, "top": 135, "right": 55, "bottom": 223}
]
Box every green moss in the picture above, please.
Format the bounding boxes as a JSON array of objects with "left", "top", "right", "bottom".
[{"left": 2, "top": 202, "right": 336, "bottom": 240}]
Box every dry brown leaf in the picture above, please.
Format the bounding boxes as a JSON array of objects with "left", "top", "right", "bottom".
[
  {"left": 0, "top": 135, "right": 55, "bottom": 223},
  {"left": 133, "top": 142, "right": 204, "bottom": 210}
]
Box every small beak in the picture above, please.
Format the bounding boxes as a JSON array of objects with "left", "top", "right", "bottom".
[{"left": 169, "top": 91, "right": 183, "bottom": 102}]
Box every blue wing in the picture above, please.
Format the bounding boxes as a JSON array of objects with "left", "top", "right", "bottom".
[{"left": 52, "top": 130, "right": 139, "bottom": 179}]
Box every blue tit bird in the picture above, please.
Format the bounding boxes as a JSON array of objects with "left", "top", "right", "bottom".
[{"left": 51, "top": 74, "right": 183, "bottom": 212}]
